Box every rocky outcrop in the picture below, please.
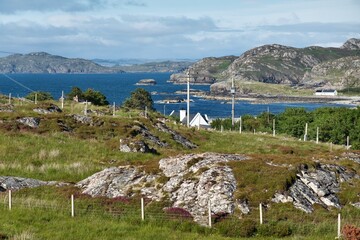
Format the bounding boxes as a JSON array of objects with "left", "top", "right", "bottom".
[
  {"left": 135, "top": 79, "right": 157, "bottom": 85},
  {"left": 16, "top": 117, "right": 40, "bottom": 128},
  {"left": 0, "top": 52, "right": 123, "bottom": 74},
  {"left": 72, "top": 114, "right": 93, "bottom": 125},
  {"left": 0, "top": 104, "right": 14, "bottom": 112},
  {"left": 119, "top": 138, "right": 155, "bottom": 153},
  {"left": 272, "top": 164, "right": 359, "bottom": 213},
  {"left": 76, "top": 153, "right": 249, "bottom": 224},
  {"left": 0, "top": 176, "right": 61, "bottom": 191},
  {"left": 129, "top": 124, "right": 168, "bottom": 148},
  {"left": 155, "top": 122, "right": 197, "bottom": 149},
  {"left": 33, "top": 104, "right": 62, "bottom": 114},
  {"left": 342, "top": 152, "right": 360, "bottom": 164}
]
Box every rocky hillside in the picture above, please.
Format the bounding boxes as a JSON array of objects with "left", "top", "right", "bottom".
[
  {"left": 302, "top": 56, "right": 360, "bottom": 89},
  {"left": 171, "top": 38, "right": 360, "bottom": 92},
  {"left": 0, "top": 52, "right": 123, "bottom": 73},
  {"left": 169, "top": 56, "right": 237, "bottom": 84}
]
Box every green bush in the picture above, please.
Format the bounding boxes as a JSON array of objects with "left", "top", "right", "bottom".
[
  {"left": 216, "top": 219, "right": 257, "bottom": 238},
  {"left": 25, "top": 91, "right": 53, "bottom": 101},
  {"left": 257, "top": 221, "right": 293, "bottom": 237}
]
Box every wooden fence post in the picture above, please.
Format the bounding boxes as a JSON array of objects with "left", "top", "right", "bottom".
[
  {"left": 316, "top": 127, "right": 319, "bottom": 144},
  {"left": 259, "top": 203, "right": 263, "bottom": 225},
  {"left": 273, "top": 119, "right": 276, "bottom": 137},
  {"left": 141, "top": 198, "right": 145, "bottom": 221},
  {"left": 71, "top": 194, "right": 75, "bottom": 217},
  {"left": 337, "top": 213, "right": 341, "bottom": 239},
  {"left": 304, "top": 123, "right": 308, "bottom": 141},
  {"left": 239, "top": 116, "right": 242, "bottom": 134},
  {"left": 8, "top": 190, "right": 12, "bottom": 210},
  {"left": 113, "top": 102, "right": 116, "bottom": 116},
  {"left": 208, "top": 201, "right": 212, "bottom": 228}
]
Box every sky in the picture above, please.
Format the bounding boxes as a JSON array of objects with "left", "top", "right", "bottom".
[{"left": 0, "top": 0, "right": 359, "bottom": 60}]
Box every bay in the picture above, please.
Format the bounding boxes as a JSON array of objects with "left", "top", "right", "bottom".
[{"left": 0, "top": 73, "right": 351, "bottom": 118}]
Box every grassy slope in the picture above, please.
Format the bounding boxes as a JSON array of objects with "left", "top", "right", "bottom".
[{"left": 0, "top": 99, "right": 359, "bottom": 239}]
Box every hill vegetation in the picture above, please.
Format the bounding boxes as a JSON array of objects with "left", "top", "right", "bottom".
[{"left": 0, "top": 94, "right": 359, "bottom": 239}]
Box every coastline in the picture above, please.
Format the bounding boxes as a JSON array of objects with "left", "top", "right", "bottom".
[{"left": 197, "top": 93, "right": 360, "bottom": 106}]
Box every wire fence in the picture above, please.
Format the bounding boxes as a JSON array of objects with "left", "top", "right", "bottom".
[{"left": 1, "top": 189, "right": 354, "bottom": 240}]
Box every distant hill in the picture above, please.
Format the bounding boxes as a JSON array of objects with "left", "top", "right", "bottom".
[
  {"left": 112, "top": 60, "right": 194, "bottom": 73},
  {"left": 0, "top": 52, "right": 124, "bottom": 73},
  {"left": 170, "top": 38, "right": 360, "bottom": 93}
]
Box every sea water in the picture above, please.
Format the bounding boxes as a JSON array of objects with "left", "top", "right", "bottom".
[{"left": 0, "top": 73, "right": 351, "bottom": 118}]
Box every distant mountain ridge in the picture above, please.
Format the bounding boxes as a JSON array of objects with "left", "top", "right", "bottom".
[
  {"left": 170, "top": 38, "right": 360, "bottom": 92},
  {"left": 0, "top": 52, "right": 123, "bottom": 73}
]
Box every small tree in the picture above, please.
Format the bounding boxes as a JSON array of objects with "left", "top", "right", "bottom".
[
  {"left": 122, "top": 88, "right": 154, "bottom": 111},
  {"left": 25, "top": 91, "right": 53, "bottom": 101},
  {"left": 83, "top": 88, "right": 109, "bottom": 106},
  {"left": 66, "top": 86, "right": 83, "bottom": 101}
]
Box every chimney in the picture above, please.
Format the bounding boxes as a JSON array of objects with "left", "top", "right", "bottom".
[{"left": 180, "top": 109, "right": 186, "bottom": 122}]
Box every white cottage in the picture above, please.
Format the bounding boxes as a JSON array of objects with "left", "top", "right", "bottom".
[
  {"left": 314, "top": 89, "right": 338, "bottom": 96},
  {"left": 170, "top": 109, "right": 211, "bottom": 128}
]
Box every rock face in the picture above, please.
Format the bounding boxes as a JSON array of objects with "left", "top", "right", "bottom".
[
  {"left": 76, "top": 153, "right": 249, "bottom": 224},
  {"left": 16, "top": 117, "right": 40, "bottom": 128},
  {"left": 272, "top": 164, "right": 359, "bottom": 213},
  {"left": 0, "top": 52, "right": 123, "bottom": 73},
  {"left": 0, "top": 176, "right": 59, "bottom": 191},
  {"left": 76, "top": 166, "right": 161, "bottom": 199}
]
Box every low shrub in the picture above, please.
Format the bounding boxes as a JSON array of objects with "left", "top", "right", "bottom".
[
  {"left": 216, "top": 218, "right": 257, "bottom": 238},
  {"left": 257, "top": 221, "right": 293, "bottom": 237}
]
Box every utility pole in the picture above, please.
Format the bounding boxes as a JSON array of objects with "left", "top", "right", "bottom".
[
  {"left": 187, "top": 70, "right": 190, "bottom": 128},
  {"left": 231, "top": 77, "right": 235, "bottom": 129}
]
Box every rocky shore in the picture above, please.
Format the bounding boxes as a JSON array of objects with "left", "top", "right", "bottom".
[{"left": 197, "top": 92, "right": 360, "bottom": 105}]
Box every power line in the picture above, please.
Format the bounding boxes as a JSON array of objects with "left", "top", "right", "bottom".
[{"left": 2, "top": 73, "right": 35, "bottom": 93}]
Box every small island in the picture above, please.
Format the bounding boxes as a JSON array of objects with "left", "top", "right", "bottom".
[{"left": 135, "top": 79, "right": 157, "bottom": 85}]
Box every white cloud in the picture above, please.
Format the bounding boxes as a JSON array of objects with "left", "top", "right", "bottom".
[{"left": 0, "top": 0, "right": 359, "bottom": 58}]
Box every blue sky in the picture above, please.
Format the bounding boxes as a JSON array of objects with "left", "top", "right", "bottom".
[{"left": 0, "top": 0, "right": 359, "bottom": 59}]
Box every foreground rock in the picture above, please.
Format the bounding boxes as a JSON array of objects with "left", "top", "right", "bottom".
[
  {"left": 76, "top": 166, "right": 161, "bottom": 200},
  {"left": 0, "top": 176, "right": 62, "bottom": 191},
  {"left": 272, "top": 164, "right": 359, "bottom": 213},
  {"left": 77, "top": 153, "right": 248, "bottom": 224}
]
